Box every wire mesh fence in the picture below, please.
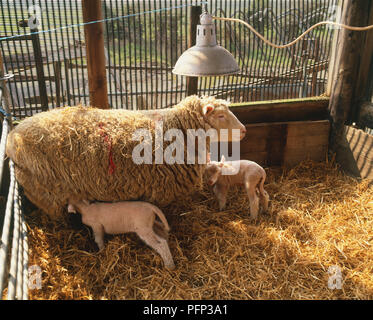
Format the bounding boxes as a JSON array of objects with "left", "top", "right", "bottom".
[{"left": 0, "top": 0, "right": 340, "bottom": 119}]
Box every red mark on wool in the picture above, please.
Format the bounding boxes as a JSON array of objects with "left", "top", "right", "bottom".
[{"left": 98, "top": 122, "right": 116, "bottom": 175}]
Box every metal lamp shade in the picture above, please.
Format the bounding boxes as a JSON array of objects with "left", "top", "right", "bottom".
[
  {"left": 172, "top": 12, "right": 239, "bottom": 77},
  {"left": 172, "top": 45, "right": 240, "bottom": 77}
]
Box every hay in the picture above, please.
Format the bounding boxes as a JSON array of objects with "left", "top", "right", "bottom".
[{"left": 23, "top": 160, "right": 372, "bottom": 300}]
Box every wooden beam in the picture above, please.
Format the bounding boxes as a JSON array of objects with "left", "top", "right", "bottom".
[
  {"left": 82, "top": 0, "right": 108, "bottom": 108},
  {"left": 186, "top": 5, "right": 202, "bottom": 96},
  {"left": 328, "top": 0, "right": 372, "bottom": 150},
  {"left": 230, "top": 97, "right": 330, "bottom": 124},
  {"left": 354, "top": 1, "right": 373, "bottom": 106}
]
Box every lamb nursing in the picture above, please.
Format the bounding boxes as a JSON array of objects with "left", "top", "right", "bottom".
[{"left": 68, "top": 199, "right": 175, "bottom": 270}]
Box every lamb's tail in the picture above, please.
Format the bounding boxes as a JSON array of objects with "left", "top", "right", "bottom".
[{"left": 152, "top": 206, "right": 170, "bottom": 232}]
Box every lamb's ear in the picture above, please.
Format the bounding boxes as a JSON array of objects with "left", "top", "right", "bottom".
[
  {"left": 206, "top": 152, "right": 211, "bottom": 163},
  {"left": 221, "top": 155, "right": 225, "bottom": 163},
  {"left": 82, "top": 199, "right": 90, "bottom": 205},
  {"left": 202, "top": 104, "right": 215, "bottom": 116}
]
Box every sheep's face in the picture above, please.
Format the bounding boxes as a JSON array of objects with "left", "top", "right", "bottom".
[{"left": 200, "top": 97, "right": 246, "bottom": 141}]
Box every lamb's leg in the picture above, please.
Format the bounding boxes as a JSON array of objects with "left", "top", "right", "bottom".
[
  {"left": 245, "top": 182, "right": 260, "bottom": 220},
  {"left": 90, "top": 223, "right": 105, "bottom": 250},
  {"left": 213, "top": 184, "right": 228, "bottom": 211},
  {"left": 137, "top": 229, "right": 175, "bottom": 270},
  {"left": 258, "top": 176, "right": 269, "bottom": 213},
  {"left": 259, "top": 189, "right": 269, "bottom": 213}
]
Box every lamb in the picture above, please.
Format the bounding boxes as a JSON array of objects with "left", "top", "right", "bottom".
[
  {"left": 6, "top": 95, "right": 246, "bottom": 219},
  {"left": 205, "top": 154, "right": 269, "bottom": 220},
  {"left": 68, "top": 199, "right": 175, "bottom": 270}
]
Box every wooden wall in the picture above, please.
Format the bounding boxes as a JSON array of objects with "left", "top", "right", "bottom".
[
  {"left": 225, "top": 97, "right": 331, "bottom": 168},
  {"left": 240, "top": 120, "right": 329, "bottom": 167}
]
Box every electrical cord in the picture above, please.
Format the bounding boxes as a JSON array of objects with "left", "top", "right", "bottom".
[{"left": 213, "top": 16, "right": 373, "bottom": 49}]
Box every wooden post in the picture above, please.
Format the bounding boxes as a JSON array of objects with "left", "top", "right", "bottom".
[
  {"left": 328, "top": 0, "right": 371, "bottom": 151},
  {"left": 186, "top": 6, "right": 202, "bottom": 96},
  {"left": 326, "top": 0, "right": 343, "bottom": 97},
  {"left": 354, "top": 2, "right": 373, "bottom": 116},
  {"left": 82, "top": 0, "right": 109, "bottom": 108}
]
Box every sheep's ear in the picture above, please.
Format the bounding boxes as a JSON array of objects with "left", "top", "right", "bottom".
[
  {"left": 202, "top": 104, "right": 215, "bottom": 116},
  {"left": 221, "top": 155, "right": 225, "bottom": 163},
  {"left": 206, "top": 152, "right": 211, "bottom": 163},
  {"left": 82, "top": 199, "right": 90, "bottom": 205}
]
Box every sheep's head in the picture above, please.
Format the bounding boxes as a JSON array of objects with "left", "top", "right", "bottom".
[{"left": 199, "top": 96, "right": 246, "bottom": 141}]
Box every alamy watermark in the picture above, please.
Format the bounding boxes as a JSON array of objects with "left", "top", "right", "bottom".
[
  {"left": 328, "top": 265, "right": 342, "bottom": 290},
  {"left": 131, "top": 120, "right": 242, "bottom": 175},
  {"left": 28, "top": 265, "right": 42, "bottom": 290},
  {"left": 28, "top": 5, "right": 43, "bottom": 30}
]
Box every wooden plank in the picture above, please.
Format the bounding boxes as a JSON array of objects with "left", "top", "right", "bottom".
[
  {"left": 186, "top": 5, "right": 201, "bottom": 96},
  {"left": 286, "top": 134, "right": 329, "bottom": 148},
  {"left": 354, "top": 2, "right": 373, "bottom": 105},
  {"left": 237, "top": 120, "right": 330, "bottom": 168},
  {"left": 345, "top": 126, "right": 373, "bottom": 156},
  {"left": 286, "top": 120, "right": 330, "bottom": 137},
  {"left": 241, "top": 152, "right": 267, "bottom": 165},
  {"left": 82, "top": 0, "right": 108, "bottom": 108},
  {"left": 336, "top": 126, "right": 373, "bottom": 180},
  {"left": 284, "top": 145, "right": 329, "bottom": 168},
  {"left": 230, "top": 97, "right": 329, "bottom": 124}
]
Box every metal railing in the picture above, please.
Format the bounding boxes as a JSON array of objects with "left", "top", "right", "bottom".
[
  {"left": 0, "top": 68, "right": 28, "bottom": 300},
  {"left": 0, "top": 160, "right": 29, "bottom": 300},
  {"left": 0, "top": 119, "right": 29, "bottom": 299}
]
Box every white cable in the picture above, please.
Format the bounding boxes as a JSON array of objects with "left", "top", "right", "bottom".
[{"left": 213, "top": 17, "right": 373, "bottom": 49}]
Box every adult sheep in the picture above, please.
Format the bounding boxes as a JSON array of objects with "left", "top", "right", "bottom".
[{"left": 6, "top": 95, "right": 246, "bottom": 219}]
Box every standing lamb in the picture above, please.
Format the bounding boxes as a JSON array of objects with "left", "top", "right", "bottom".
[
  {"left": 6, "top": 96, "right": 246, "bottom": 219},
  {"left": 205, "top": 154, "right": 269, "bottom": 220},
  {"left": 68, "top": 199, "right": 175, "bottom": 270}
]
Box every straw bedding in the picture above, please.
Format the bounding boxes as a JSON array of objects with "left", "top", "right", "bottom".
[{"left": 20, "top": 160, "right": 372, "bottom": 299}]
